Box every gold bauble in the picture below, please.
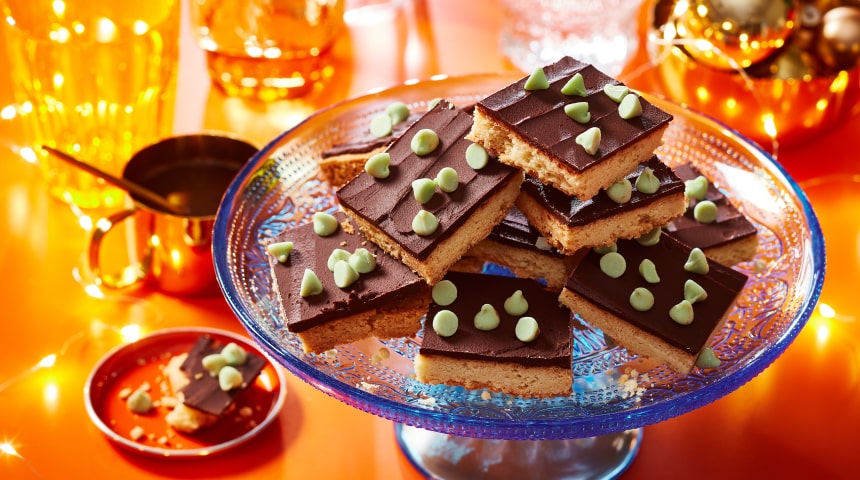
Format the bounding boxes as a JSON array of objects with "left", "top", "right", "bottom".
[
  {"left": 649, "top": 0, "right": 860, "bottom": 147},
  {"left": 816, "top": 6, "right": 860, "bottom": 70},
  {"left": 675, "top": 0, "right": 798, "bottom": 70},
  {"left": 746, "top": 41, "right": 823, "bottom": 79},
  {"left": 798, "top": 0, "right": 847, "bottom": 28}
]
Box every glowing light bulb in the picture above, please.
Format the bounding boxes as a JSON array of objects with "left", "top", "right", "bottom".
[
  {"left": 38, "top": 354, "right": 56, "bottom": 369},
  {"left": 673, "top": 0, "right": 689, "bottom": 18},
  {"left": 663, "top": 21, "right": 678, "bottom": 41},
  {"left": 170, "top": 249, "right": 182, "bottom": 267},
  {"left": 1, "top": 105, "right": 16, "bottom": 120},
  {"left": 830, "top": 71, "right": 848, "bottom": 94},
  {"left": 84, "top": 284, "right": 105, "bottom": 299},
  {"left": 50, "top": 27, "right": 71, "bottom": 43},
  {"left": 51, "top": 0, "right": 66, "bottom": 17},
  {"left": 762, "top": 114, "right": 777, "bottom": 139},
  {"left": 94, "top": 17, "right": 118, "bottom": 43},
  {"left": 121, "top": 324, "right": 142, "bottom": 343},
  {"left": 78, "top": 214, "right": 93, "bottom": 231},
  {"left": 0, "top": 442, "right": 20, "bottom": 457},
  {"left": 132, "top": 20, "right": 149, "bottom": 35},
  {"left": 815, "top": 322, "right": 830, "bottom": 350},
  {"left": 95, "top": 217, "right": 113, "bottom": 232},
  {"left": 816, "top": 323, "right": 830, "bottom": 344},
  {"left": 44, "top": 383, "right": 59, "bottom": 406},
  {"left": 19, "top": 147, "right": 37, "bottom": 164},
  {"left": 818, "top": 303, "right": 836, "bottom": 319}
]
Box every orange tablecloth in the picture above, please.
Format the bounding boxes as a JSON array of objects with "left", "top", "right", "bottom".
[{"left": 1, "top": 1, "right": 858, "bottom": 478}]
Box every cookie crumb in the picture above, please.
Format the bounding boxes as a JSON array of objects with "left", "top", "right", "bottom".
[
  {"left": 161, "top": 396, "right": 179, "bottom": 408},
  {"left": 130, "top": 426, "right": 145, "bottom": 441},
  {"left": 118, "top": 387, "right": 133, "bottom": 400},
  {"left": 371, "top": 347, "right": 390, "bottom": 365},
  {"left": 358, "top": 381, "right": 380, "bottom": 393}
]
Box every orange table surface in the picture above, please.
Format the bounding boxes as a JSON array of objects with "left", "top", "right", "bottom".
[{"left": 1, "top": 1, "right": 859, "bottom": 479}]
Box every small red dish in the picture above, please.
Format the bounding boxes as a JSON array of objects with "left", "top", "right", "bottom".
[{"left": 84, "top": 327, "right": 286, "bottom": 457}]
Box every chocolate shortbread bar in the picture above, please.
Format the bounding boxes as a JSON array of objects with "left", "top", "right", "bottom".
[
  {"left": 337, "top": 100, "right": 523, "bottom": 284},
  {"left": 415, "top": 271, "right": 573, "bottom": 397},
  {"left": 665, "top": 163, "right": 758, "bottom": 266},
  {"left": 468, "top": 56, "right": 672, "bottom": 200},
  {"left": 267, "top": 212, "right": 430, "bottom": 353},
  {"left": 559, "top": 234, "right": 747, "bottom": 373},
  {"left": 516, "top": 156, "right": 687, "bottom": 254}
]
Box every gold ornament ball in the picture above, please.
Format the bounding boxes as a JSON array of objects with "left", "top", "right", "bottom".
[
  {"left": 676, "top": 0, "right": 798, "bottom": 70},
  {"left": 817, "top": 6, "right": 860, "bottom": 70},
  {"left": 649, "top": 0, "right": 860, "bottom": 147},
  {"left": 746, "top": 41, "right": 823, "bottom": 79},
  {"left": 798, "top": 0, "right": 848, "bottom": 28}
]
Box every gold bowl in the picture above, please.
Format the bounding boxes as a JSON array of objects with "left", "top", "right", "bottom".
[{"left": 648, "top": 0, "right": 860, "bottom": 150}]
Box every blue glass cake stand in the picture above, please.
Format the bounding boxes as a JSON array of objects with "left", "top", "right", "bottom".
[{"left": 213, "top": 74, "right": 824, "bottom": 479}]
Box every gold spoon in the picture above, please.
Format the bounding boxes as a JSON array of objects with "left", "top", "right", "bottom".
[{"left": 41, "top": 145, "right": 189, "bottom": 216}]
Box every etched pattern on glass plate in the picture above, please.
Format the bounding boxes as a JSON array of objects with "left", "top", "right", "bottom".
[{"left": 214, "top": 74, "right": 823, "bottom": 440}]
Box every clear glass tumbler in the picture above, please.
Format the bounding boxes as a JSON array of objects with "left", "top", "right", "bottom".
[
  {"left": 190, "top": 0, "right": 346, "bottom": 101},
  {"left": 498, "top": 0, "right": 643, "bottom": 76}
]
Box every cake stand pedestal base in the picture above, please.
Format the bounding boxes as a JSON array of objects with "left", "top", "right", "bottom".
[{"left": 395, "top": 424, "right": 642, "bottom": 479}]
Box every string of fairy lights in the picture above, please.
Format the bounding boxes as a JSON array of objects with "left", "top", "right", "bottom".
[{"left": 0, "top": 279, "right": 159, "bottom": 477}]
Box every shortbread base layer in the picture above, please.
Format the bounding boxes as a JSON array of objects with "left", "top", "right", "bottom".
[
  {"left": 342, "top": 171, "right": 524, "bottom": 285},
  {"left": 458, "top": 237, "right": 575, "bottom": 292},
  {"left": 163, "top": 354, "right": 218, "bottom": 433},
  {"left": 516, "top": 189, "right": 688, "bottom": 254},
  {"left": 703, "top": 235, "right": 759, "bottom": 267},
  {"left": 414, "top": 353, "right": 572, "bottom": 398},
  {"left": 468, "top": 107, "right": 667, "bottom": 200},
  {"left": 293, "top": 294, "right": 427, "bottom": 354},
  {"left": 319, "top": 147, "right": 384, "bottom": 189},
  {"left": 558, "top": 288, "right": 717, "bottom": 374}
]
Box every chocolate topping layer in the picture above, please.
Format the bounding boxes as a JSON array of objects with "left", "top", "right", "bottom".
[
  {"left": 565, "top": 235, "right": 748, "bottom": 354},
  {"left": 420, "top": 271, "right": 573, "bottom": 368},
  {"left": 322, "top": 113, "right": 421, "bottom": 158},
  {"left": 179, "top": 336, "right": 266, "bottom": 416},
  {"left": 520, "top": 156, "right": 685, "bottom": 227},
  {"left": 336, "top": 100, "right": 521, "bottom": 260},
  {"left": 476, "top": 56, "right": 673, "bottom": 172},
  {"left": 271, "top": 212, "right": 428, "bottom": 333},
  {"left": 487, "top": 206, "right": 566, "bottom": 257},
  {"left": 665, "top": 164, "right": 758, "bottom": 249}
]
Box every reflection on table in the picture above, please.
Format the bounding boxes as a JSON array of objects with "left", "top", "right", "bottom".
[{"left": 0, "top": 1, "right": 858, "bottom": 479}]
